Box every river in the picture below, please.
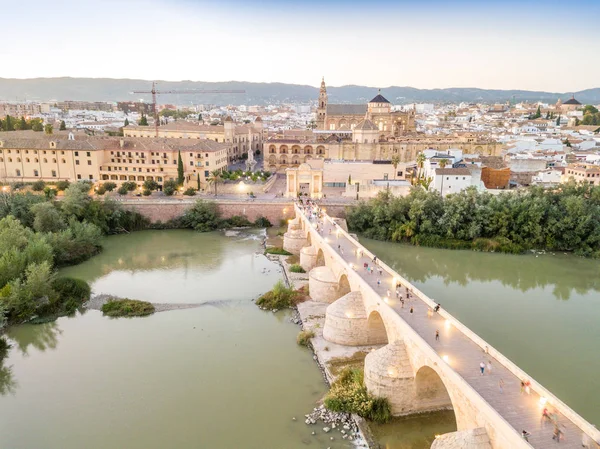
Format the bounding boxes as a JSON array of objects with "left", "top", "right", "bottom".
[
  {"left": 361, "top": 238, "right": 600, "bottom": 428},
  {"left": 0, "top": 230, "right": 354, "bottom": 449},
  {"left": 2, "top": 230, "right": 597, "bottom": 449}
]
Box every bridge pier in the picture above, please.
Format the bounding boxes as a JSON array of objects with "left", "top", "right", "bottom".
[
  {"left": 430, "top": 428, "right": 491, "bottom": 449},
  {"left": 364, "top": 341, "right": 417, "bottom": 415},
  {"left": 299, "top": 245, "right": 317, "bottom": 272},
  {"left": 308, "top": 266, "right": 347, "bottom": 303},
  {"left": 283, "top": 229, "right": 308, "bottom": 255},
  {"left": 323, "top": 292, "right": 389, "bottom": 346}
]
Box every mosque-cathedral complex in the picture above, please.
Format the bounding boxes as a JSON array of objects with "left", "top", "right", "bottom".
[{"left": 265, "top": 78, "right": 501, "bottom": 170}]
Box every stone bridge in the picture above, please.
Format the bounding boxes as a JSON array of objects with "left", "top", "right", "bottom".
[{"left": 283, "top": 204, "right": 600, "bottom": 449}]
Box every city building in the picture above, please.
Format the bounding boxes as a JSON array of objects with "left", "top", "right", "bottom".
[
  {"left": 562, "top": 164, "right": 600, "bottom": 186},
  {"left": 0, "top": 132, "right": 229, "bottom": 190},
  {"left": 124, "top": 117, "right": 263, "bottom": 163}
]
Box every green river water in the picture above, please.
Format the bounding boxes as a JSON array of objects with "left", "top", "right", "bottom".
[{"left": 0, "top": 230, "right": 598, "bottom": 448}]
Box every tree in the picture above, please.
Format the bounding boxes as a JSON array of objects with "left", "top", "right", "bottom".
[
  {"left": 143, "top": 179, "right": 158, "bottom": 192},
  {"left": 177, "top": 151, "right": 185, "bottom": 186},
  {"left": 163, "top": 180, "right": 177, "bottom": 196},
  {"left": 391, "top": 155, "right": 401, "bottom": 180},
  {"left": 138, "top": 114, "right": 148, "bottom": 126},
  {"left": 117, "top": 185, "right": 129, "bottom": 195},
  {"left": 415, "top": 152, "right": 426, "bottom": 183},
  {"left": 197, "top": 173, "right": 201, "bottom": 190},
  {"left": 102, "top": 181, "right": 117, "bottom": 192},
  {"left": 19, "top": 116, "right": 27, "bottom": 130},
  {"left": 124, "top": 118, "right": 130, "bottom": 127},
  {"left": 3, "top": 115, "right": 13, "bottom": 131},
  {"left": 439, "top": 158, "right": 449, "bottom": 169},
  {"left": 207, "top": 170, "right": 222, "bottom": 196},
  {"left": 31, "top": 180, "right": 46, "bottom": 192},
  {"left": 59, "top": 121, "right": 66, "bottom": 131},
  {"left": 583, "top": 105, "right": 599, "bottom": 115},
  {"left": 31, "top": 202, "right": 65, "bottom": 233},
  {"left": 31, "top": 119, "right": 43, "bottom": 132},
  {"left": 180, "top": 200, "right": 221, "bottom": 232},
  {"left": 61, "top": 183, "right": 90, "bottom": 218},
  {"left": 533, "top": 105, "right": 541, "bottom": 119},
  {"left": 556, "top": 115, "right": 561, "bottom": 126},
  {"left": 55, "top": 180, "right": 70, "bottom": 191},
  {"left": 44, "top": 124, "right": 53, "bottom": 135},
  {"left": 545, "top": 111, "right": 550, "bottom": 119}
]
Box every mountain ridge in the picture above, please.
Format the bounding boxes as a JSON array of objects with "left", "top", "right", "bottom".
[{"left": 1, "top": 77, "right": 599, "bottom": 106}]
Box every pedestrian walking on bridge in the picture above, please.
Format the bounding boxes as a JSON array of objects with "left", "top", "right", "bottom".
[{"left": 480, "top": 362, "right": 485, "bottom": 376}]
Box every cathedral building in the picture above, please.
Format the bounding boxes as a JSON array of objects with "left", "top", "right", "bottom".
[
  {"left": 316, "top": 78, "right": 416, "bottom": 136},
  {"left": 263, "top": 78, "right": 501, "bottom": 170}
]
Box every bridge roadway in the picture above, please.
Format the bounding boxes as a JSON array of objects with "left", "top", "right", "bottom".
[{"left": 297, "top": 204, "right": 598, "bottom": 449}]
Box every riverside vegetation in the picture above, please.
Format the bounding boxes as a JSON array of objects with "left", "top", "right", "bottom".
[
  {"left": 101, "top": 299, "right": 155, "bottom": 317},
  {"left": 325, "top": 367, "right": 392, "bottom": 424},
  {"left": 347, "top": 183, "right": 600, "bottom": 257}
]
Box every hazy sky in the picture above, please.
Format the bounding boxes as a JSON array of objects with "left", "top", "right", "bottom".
[{"left": 2, "top": 0, "right": 599, "bottom": 91}]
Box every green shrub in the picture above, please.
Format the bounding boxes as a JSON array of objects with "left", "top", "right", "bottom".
[
  {"left": 142, "top": 189, "right": 152, "bottom": 196},
  {"left": 55, "top": 180, "right": 71, "bottom": 191},
  {"left": 254, "top": 216, "right": 272, "bottom": 228},
  {"left": 101, "top": 299, "right": 155, "bottom": 317},
  {"left": 96, "top": 185, "right": 107, "bottom": 195},
  {"left": 256, "top": 280, "right": 299, "bottom": 309},
  {"left": 324, "top": 367, "right": 391, "bottom": 424},
  {"left": 289, "top": 264, "right": 305, "bottom": 273},
  {"left": 51, "top": 277, "right": 91, "bottom": 314},
  {"left": 297, "top": 329, "right": 315, "bottom": 347},
  {"left": 117, "top": 185, "right": 129, "bottom": 195},
  {"left": 264, "top": 247, "right": 292, "bottom": 255},
  {"left": 163, "top": 180, "right": 178, "bottom": 196},
  {"left": 182, "top": 187, "right": 196, "bottom": 196},
  {"left": 225, "top": 215, "right": 252, "bottom": 227},
  {"left": 102, "top": 181, "right": 117, "bottom": 192},
  {"left": 31, "top": 180, "right": 46, "bottom": 192},
  {"left": 179, "top": 200, "right": 221, "bottom": 232}
]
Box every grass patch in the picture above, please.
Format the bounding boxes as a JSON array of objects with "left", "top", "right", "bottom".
[
  {"left": 289, "top": 264, "right": 306, "bottom": 273},
  {"left": 101, "top": 299, "right": 155, "bottom": 317},
  {"left": 264, "top": 247, "right": 292, "bottom": 256},
  {"left": 327, "top": 351, "right": 369, "bottom": 376},
  {"left": 324, "top": 367, "right": 392, "bottom": 424},
  {"left": 256, "top": 280, "right": 301, "bottom": 309},
  {"left": 297, "top": 329, "right": 315, "bottom": 347}
]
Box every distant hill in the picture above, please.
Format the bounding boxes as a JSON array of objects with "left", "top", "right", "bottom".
[{"left": 1, "top": 77, "right": 599, "bottom": 106}]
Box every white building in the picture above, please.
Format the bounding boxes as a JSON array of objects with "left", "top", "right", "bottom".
[{"left": 432, "top": 167, "right": 483, "bottom": 196}]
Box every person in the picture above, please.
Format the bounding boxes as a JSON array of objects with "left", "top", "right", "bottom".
[
  {"left": 541, "top": 407, "right": 551, "bottom": 425},
  {"left": 521, "top": 430, "right": 531, "bottom": 442},
  {"left": 520, "top": 381, "right": 526, "bottom": 394},
  {"left": 433, "top": 303, "right": 441, "bottom": 313},
  {"left": 499, "top": 379, "right": 504, "bottom": 394},
  {"left": 400, "top": 298, "right": 405, "bottom": 308},
  {"left": 480, "top": 362, "right": 485, "bottom": 376},
  {"left": 378, "top": 268, "right": 383, "bottom": 276},
  {"left": 377, "top": 278, "right": 381, "bottom": 287},
  {"left": 552, "top": 424, "right": 563, "bottom": 442},
  {"left": 487, "top": 360, "right": 492, "bottom": 375},
  {"left": 364, "top": 262, "right": 368, "bottom": 270},
  {"left": 337, "top": 244, "right": 341, "bottom": 251},
  {"left": 525, "top": 380, "right": 531, "bottom": 395},
  {"left": 372, "top": 255, "right": 377, "bottom": 264},
  {"left": 409, "top": 307, "right": 414, "bottom": 314},
  {"left": 435, "top": 330, "right": 439, "bottom": 341}
]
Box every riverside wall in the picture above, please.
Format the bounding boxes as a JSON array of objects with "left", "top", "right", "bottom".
[{"left": 120, "top": 199, "right": 347, "bottom": 224}]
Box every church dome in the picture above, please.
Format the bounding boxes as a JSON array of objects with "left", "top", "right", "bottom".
[
  {"left": 223, "top": 115, "right": 233, "bottom": 122},
  {"left": 563, "top": 96, "right": 581, "bottom": 105},
  {"left": 369, "top": 90, "right": 391, "bottom": 104}
]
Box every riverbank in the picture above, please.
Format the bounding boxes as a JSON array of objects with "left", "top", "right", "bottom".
[{"left": 270, "top": 253, "right": 381, "bottom": 448}]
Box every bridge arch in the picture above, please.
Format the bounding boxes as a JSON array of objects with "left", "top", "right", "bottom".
[
  {"left": 337, "top": 273, "right": 351, "bottom": 298},
  {"left": 316, "top": 248, "right": 325, "bottom": 267},
  {"left": 366, "top": 310, "right": 389, "bottom": 345},
  {"left": 414, "top": 365, "right": 454, "bottom": 413}
]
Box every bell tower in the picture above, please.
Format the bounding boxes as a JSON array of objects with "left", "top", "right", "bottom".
[{"left": 316, "top": 76, "right": 328, "bottom": 130}]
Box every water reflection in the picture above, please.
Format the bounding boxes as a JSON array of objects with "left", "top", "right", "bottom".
[
  {"left": 363, "top": 239, "right": 600, "bottom": 300},
  {"left": 6, "top": 321, "right": 63, "bottom": 356},
  {"left": 61, "top": 229, "right": 265, "bottom": 284},
  {"left": 0, "top": 363, "right": 17, "bottom": 396}
]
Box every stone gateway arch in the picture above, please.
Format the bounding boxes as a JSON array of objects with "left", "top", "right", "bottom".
[{"left": 283, "top": 205, "right": 600, "bottom": 449}]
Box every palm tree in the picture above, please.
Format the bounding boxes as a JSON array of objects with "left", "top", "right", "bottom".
[
  {"left": 207, "top": 170, "right": 222, "bottom": 196},
  {"left": 439, "top": 158, "right": 449, "bottom": 169},
  {"left": 391, "top": 155, "right": 400, "bottom": 179}
]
